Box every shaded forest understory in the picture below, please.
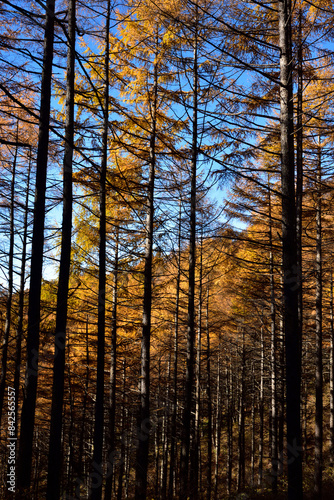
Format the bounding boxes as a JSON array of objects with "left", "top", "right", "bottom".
[{"left": 1, "top": 0, "right": 334, "bottom": 499}]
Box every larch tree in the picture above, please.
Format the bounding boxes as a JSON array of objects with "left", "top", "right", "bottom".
[
  {"left": 46, "top": 0, "right": 76, "bottom": 497},
  {"left": 17, "top": 0, "right": 56, "bottom": 491}
]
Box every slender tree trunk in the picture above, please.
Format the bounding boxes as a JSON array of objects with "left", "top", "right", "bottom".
[
  {"left": 77, "top": 316, "right": 90, "bottom": 483},
  {"left": 296, "top": 5, "right": 303, "bottom": 370},
  {"left": 105, "top": 227, "right": 120, "bottom": 500},
  {"left": 206, "top": 285, "right": 212, "bottom": 500},
  {"left": 46, "top": 1, "right": 75, "bottom": 496},
  {"left": 180, "top": 7, "right": 198, "bottom": 496},
  {"left": 91, "top": 3, "right": 111, "bottom": 499},
  {"left": 134, "top": 53, "right": 159, "bottom": 500},
  {"left": 278, "top": 0, "right": 303, "bottom": 497},
  {"left": 227, "top": 363, "right": 233, "bottom": 496},
  {"left": 168, "top": 200, "right": 182, "bottom": 500},
  {"left": 237, "top": 328, "right": 245, "bottom": 492},
  {"left": 258, "top": 326, "right": 264, "bottom": 487},
  {"left": 330, "top": 270, "right": 334, "bottom": 465},
  {"left": 17, "top": 0, "right": 56, "bottom": 490},
  {"left": 268, "top": 180, "right": 278, "bottom": 493},
  {"left": 117, "top": 360, "right": 126, "bottom": 500},
  {"left": 314, "top": 145, "right": 323, "bottom": 498},
  {"left": 192, "top": 233, "right": 203, "bottom": 500},
  {"left": 0, "top": 140, "right": 17, "bottom": 425},
  {"left": 214, "top": 351, "right": 221, "bottom": 500},
  {"left": 278, "top": 292, "right": 285, "bottom": 477},
  {"left": 13, "top": 152, "right": 32, "bottom": 441},
  {"left": 251, "top": 363, "right": 256, "bottom": 487}
]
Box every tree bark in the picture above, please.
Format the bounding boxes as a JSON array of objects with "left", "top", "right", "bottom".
[
  {"left": 91, "top": 1, "right": 111, "bottom": 498},
  {"left": 330, "top": 270, "right": 334, "bottom": 465},
  {"left": 17, "top": 2, "right": 56, "bottom": 489},
  {"left": 180, "top": 6, "right": 198, "bottom": 495},
  {"left": 46, "top": 0, "right": 75, "bottom": 496},
  {"left": 268, "top": 178, "right": 278, "bottom": 493},
  {"left": 278, "top": 1, "right": 303, "bottom": 497},
  {"left": 13, "top": 152, "right": 32, "bottom": 442},
  {"left": 0, "top": 139, "right": 17, "bottom": 426},
  {"left": 168, "top": 200, "right": 182, "bottom": 499},
  {"left": 206, "top": 285, "right": 212, "bottom": 500},
  {"left": 134, "top": 51, "right": 158, "bottom": 500},
  {"left": 105, "top": 226, "right": 119, "bottom": 500},
  {"left": 314, "top": 144, "right": 323, "bottom": 498}
]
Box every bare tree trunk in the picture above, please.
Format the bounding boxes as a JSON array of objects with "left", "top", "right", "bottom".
[
  {"left": 13, "top": 152, "right": 32, "bottom": 441},
  {"left": 251, "top": 363, "right": 256, "bottom": 487},
  {"left": 227, "top": 363, "right": 233, "bottom": 496},
  {"left": 330, "top": 270, "right": 334, "bottom": 465},
  {"left": 168, "top": 200, "right": 182, "bottom": 499},
  {"left": 46, "top": 1, "right": 75, "bottom": 496},
  {"left": 268, "top": 179, "right": 278, "bottom": 493},
  {"left": 214, "top": 351, "right": 221, "bottom": 500},
  {"left": 0, "top": 139, "right": 17, "bottom": 424},
  {"left": 135, "top": 53, "right": 159, "bottom": 500},
  {"left": 296, "top": 5, "right": 303, "bottom": 372},
  {"left": 192, "top": 233, "right": 203, "bottom": 500},
  {"left": 180, "top": 6, "right": 198, "bottom": 495},
  {"left": 206, "top": 285, "right": 212, "bottom": 500},
  {"left": 258, "top": 327, "right": 264, "bottom": 487},
  {"left": 117, "top": 360, "right": 126, "bottom": 500},
  {"left": 105, "top": 227, "right": 120, "bottom": 500},
  {"left": 18, "top": 0, "right": 56, "bottom": 490},
  {"left": 237, "top": 329, "right": 245, "bottom": 492},
  {"left": 314, "top": 145, "right": 323, "bottom": 499},
  {"left": 278, "top": 0, "right": 303, "bottom": 497},
  {"left": 91, "top": 3, "right": 111, "bottom": 499}
]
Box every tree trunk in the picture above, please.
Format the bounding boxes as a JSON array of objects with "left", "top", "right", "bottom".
[
  {"left": 91, "top": 2, "right": 111, "bottom": 499},
  {"left": 168, "top": 200, "right": 182, "bottom": 499},
  {"left": 206, "top": 285, "right": 212, "bottom": 500},
  {"left": 192, "top": 233, "right": 203, "bottom": 500},
  {"left": 180, "top": 7, "right": 198, "bottom": 495},
  {"left": 214, "top": 351, "right": 221, "bottom": 500},
  {"left": 134, "top": 52, "right": 158, "bottom": 500},
  {"left": 237, "top": 328, "right": 245, "bottom": 492},
  {"left": 117, "top": 360, "right": 126, "bottom": 500},
  {"left": 330, "top": 270, "right": 334, "bottom": 465},
  {"left": 17, "top": 0, "right": 56, "bottom": 490},
  {"left": 258, "top": 326, "right": 264, "bottom": 487},
  {"left": 46, "top": 0, "right": 75, "bottom": 496},
  {"left": 0, "top": 139, "right": 17, "bottom": 425},
  {"left": 13, "top": 152, "right": 32, "bottom": 442},
  {"left": 227, "top": 363, "right": 233, "bottom": 496},
  {"left": 278, "top": 0, "right": 303, "bottom": 497},
  {"left": 105, "top": 226, "right": 120, "bottom": 500},
  {"left": 268, "top": 179, "right": 278, "bottom": 493},
  {"left": 314, "top": 145, "right": 323, "bottom": 498}
]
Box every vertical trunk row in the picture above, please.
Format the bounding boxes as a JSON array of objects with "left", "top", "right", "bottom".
[
  {"left": 46, "top": 0, "right": 76, "bottom": 496},
  {"left": 18, "top": 0, "right": 56, "bottom": 490},
  {"left": 278, "top": 1, "right": 303, "bottom": 498}
]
